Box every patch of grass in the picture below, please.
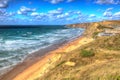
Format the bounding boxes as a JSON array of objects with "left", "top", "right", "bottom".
[
  {"left": 97, "top": 25, "right": 106, "bottom": 29},
  {"left": 55, "top": 61, "right": 65, "bottom": 67},
  {"left": 90, "top": 34, "right": 120, "bottom": 51},
  {"left": 93, "top": 32, "right": 99, "bottom": 38},
  {"left": 62, "top": 78, "right": 75, "bottom": 80},
  {"left": 107, "top": 75, "right": 120, "bottom": 80},
  {"left": 101, "top": 34, "right": 120, "bottom": 50},
  {"left": 97, "top": 25, "right": 113, "bottom": 29},
  {"left": 80, "top": 49, "right": 95, "bottom": 57}
]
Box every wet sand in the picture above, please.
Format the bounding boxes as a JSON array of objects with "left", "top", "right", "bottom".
[{"left": 0, "top": 36, "right": 94, "bottom": 80}]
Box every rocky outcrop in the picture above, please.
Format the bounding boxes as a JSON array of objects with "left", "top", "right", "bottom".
[
  {"left": 67, "top": 20, "right": 120, "bottom": 38},
  {"left": 67, "top": 23, "right": 92, "bottom": 29}
]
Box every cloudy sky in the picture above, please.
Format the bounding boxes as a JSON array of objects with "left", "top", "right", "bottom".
[{"left": 0, "top": 0, "right": 120, "bottom": 25}]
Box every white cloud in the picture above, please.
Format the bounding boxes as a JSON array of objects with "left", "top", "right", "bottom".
[
  {"left": 0, "top": 9, "right": 14, "bottom": 17},
  {"left": 0, "top": 9, "right": 6, "bottom": 15},
  {"left": 30, "top": 8, "right": 64, "bottom": 21},
  {"left": 17, "top": 10, "right": 22, "bottom": 14},
  {"left": 106, "top": 8, "right": 113, "bottom": 11},
  {"left": 48, "top": 8, "right": 63, "bottom": 15},
  {"left": 113, "top": 11, "right": 120, "bottom": 18},
  {"left": 95, "top": 0, "right": 119, "bottom": 4},
  {"left": 56, "top": 12, "right": 69, "bottom": 18},
  {"left": 17, "top": 6, "right": 36, "bottom": 15},
  {"left": 0, "top": 9, "right": 15, "bottom": 25},
  {"left": 28, "top": 9, "right": 84, "bottom": 24},
  {"left": 67, "top": 0, "right": 74, "bottom": 2},
  {"left": 103, "top": 8, "right": 113, "bottom": 17},
  {"left": 101, "top": 8, "right": 120, "bottom": 20},
  {"left": 103, "top": 11, "right": 112, "bottom": 17},
  {"left": 45, "top": 0, "right": 63, "bottom": 4},
  {"left": 31, "top": 12, "right": 39, "bottom": 16},
  {"left": 68, "top": 11, "right": 81, "bottom": 15},
  {"left": 0, "top": 0, "right": 9, "bottom": 8},
  {"left": 89, "top": 14, "right": 96, "bottom": 18},
  {"left": 44, "top": 0, "right": 74, "bottom": 4}
]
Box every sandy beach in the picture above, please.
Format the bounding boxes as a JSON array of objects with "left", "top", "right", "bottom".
[{"left": 0, "top": 36, "right": 94, "bottom": 80}]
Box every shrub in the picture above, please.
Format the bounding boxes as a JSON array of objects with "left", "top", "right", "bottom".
[
  {"left": 62, "top": 78, "right": 75, "bottom": 80},
  {"left": 56, "top": 61, "right": 65, "bottom": 67},
  {"left": 80, "top": 49, "right": 95, "bottom": 57},
  {"left": 93, "top": 32, "right": 99, "bottom": 38}
]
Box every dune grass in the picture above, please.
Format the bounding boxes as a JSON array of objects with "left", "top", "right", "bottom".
[
  {"left": 39, "top": 21, "right": 120, "bottom": 80},
  {"left": 39, "top": 34, "right": 120, "bottom": 80},
  {"left": 80, "top": 49, "right": 95, "bottom": 57}
]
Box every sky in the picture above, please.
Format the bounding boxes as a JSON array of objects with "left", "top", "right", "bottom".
[{"left": 0, "top": 0, "right": 120, "bottom": 25}]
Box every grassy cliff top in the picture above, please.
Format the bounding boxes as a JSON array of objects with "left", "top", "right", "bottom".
[{"left": 40, "top": 34, "right": 120, "bottom": 80}]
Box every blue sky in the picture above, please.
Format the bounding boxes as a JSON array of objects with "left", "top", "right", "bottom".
[{"left": 0, "top": 0, "right": 120, "bottom": 25}]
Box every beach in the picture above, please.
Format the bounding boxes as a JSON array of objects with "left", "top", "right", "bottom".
[
  {"left": 0, "top": 35, "right": 94, "bottom": 80},
  {"left": 0, "top": 27, "right": 84, "bottom": 76}
]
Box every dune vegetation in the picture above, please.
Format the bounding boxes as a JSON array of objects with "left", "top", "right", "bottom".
[
  {"left": 39, "top": 21, "right": 120, "bottom": 80},
  {"left": 39, "top": 33, "right": 120, "bottom": 80}
]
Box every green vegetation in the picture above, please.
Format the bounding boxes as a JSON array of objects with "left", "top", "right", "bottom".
[
  {"left": 97, "top": 24, "right": 113, "bottom": 29},
  {"left": 92, "top": 34, "right": 120, "bottom": 50},
  {"left": 97, "top": 25, "right": 106, "bottom": 29},
  {"left": 55, "top": 61, "right": 65, "bottom": 67},
  {"left": 93, "top": 31, "right": 99, "bottom": 38},
  {"left": 62, "top": 78, "right": 75, "bottom": 80},
  {"left": 104, "top": 35, "right": 120, "bottom": 50},
  {"left": 80, "top": 49, "right": 95, "bottom": 57},
  {"left": 107, "top": 75, "right": 120, "bottom": 80}
]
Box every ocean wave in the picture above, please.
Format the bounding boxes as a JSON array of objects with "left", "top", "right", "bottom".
[
  {"left": 0, "top": 27, "right": 84, "bottom": 74},
  {"left": 0, "top": 55, "right": 16, "bottom": 61}
]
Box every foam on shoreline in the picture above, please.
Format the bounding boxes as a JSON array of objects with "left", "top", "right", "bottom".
[{"left": 0, "top": 35, "right": 94, "bottom": 80}]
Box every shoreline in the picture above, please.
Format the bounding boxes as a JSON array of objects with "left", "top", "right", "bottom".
[
  {"left": 0, "top": 39, "right": 67, "bottom": 77},
  {"left": 0, "top": 38, "right": 69, "bottom": 80},
  {"left": 0, "top": 28, "right": 84, "bottom": 78},
  {"left": 0, "top": 34, "right": 94, "bottom": 80}
]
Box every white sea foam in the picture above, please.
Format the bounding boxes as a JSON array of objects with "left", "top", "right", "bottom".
[
  {"left": 0, "top": 28, "right": 84, "bottom": 74},
  {"left": 0, "top": 55, "right": 16, "bottom": 61}
]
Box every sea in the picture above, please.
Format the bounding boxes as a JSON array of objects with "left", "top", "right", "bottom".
[{"left": 0, "top": 25, "right": 84, "bottom": 75}]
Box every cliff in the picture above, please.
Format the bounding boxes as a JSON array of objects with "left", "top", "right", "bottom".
[
  {"left": 67, "top": 23, "right": 92, "bottom": 29},
  {"left": 40, "top": 34, "right": 120, "bottom": 80},
  {"left": 68, "top": 20, "right": 120, "bottom": 38},
  {"left": 67, "top": 20, "right": 120, "bottom": 29},
  {"left": 40, "top": 20, "right": 120, "bottom": 80}
]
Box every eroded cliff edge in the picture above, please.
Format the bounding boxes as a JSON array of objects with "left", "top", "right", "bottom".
[{"left": 40, "top": 20, "right": 120, "bottom": 80}]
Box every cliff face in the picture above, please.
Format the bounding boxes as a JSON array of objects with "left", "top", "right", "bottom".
[
  {"left": 40, "top": 20, "right": 120, "bottom": 80},
  {"left": 99, "top": 20, "right": 120, "bottom": 28},
  {"left": 67, "top": 20, "right": 120, "bottom": 29},
  {"left": 67, "top": 20, "right": 120, "bottom": 37},
  {"left": 67, "top": 23, "right": 92, "bottom": 29},
  {"left": 40, "top": 33, "right": 120, "bottom": 80}
]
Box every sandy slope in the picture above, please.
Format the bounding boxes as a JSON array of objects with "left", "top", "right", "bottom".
[{"left": 2, "top": 36, "right": 93, "bottom": 80}]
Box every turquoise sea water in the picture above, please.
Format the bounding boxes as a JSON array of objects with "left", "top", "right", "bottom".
[{"left": 0, "top": 26, "right": 84, "bottom": 74}]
